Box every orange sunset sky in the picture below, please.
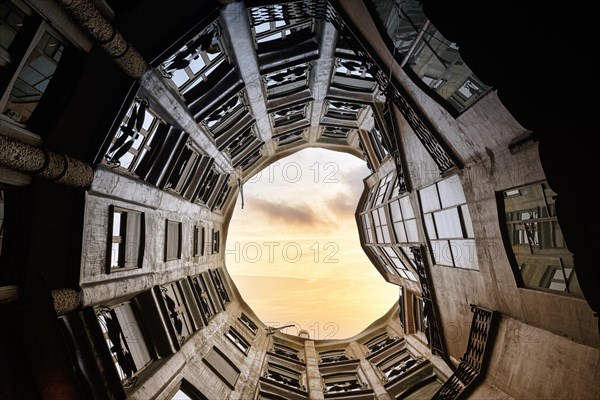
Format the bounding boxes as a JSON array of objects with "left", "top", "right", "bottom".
[{"left": 225, "top": 148, "right": 399, "bottom": 340}]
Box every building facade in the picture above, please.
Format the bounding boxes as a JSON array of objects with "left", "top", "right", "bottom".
[{"left": 0, "top": 0, "right": 598, "bottom": 399}]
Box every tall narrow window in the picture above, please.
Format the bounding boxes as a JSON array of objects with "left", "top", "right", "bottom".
[
  {"left": 239, "top": 313, "right": 258, "bottom": 335},
  {"left": 165, "top": 220, "right": 182, "bottom": 261},
  {"left": 189, "top": 274, "right": 216, "bottom": 324},
  {"left": 108, "top": 206, "right": 144, "bottom": 273},
  {"left": 225, "top": 327, "right": 251, "bottom": 355},
  {"left": 500, "top": 182, "right": 581, "bottom": 296},
  {"left": 212, "top": 229, "right": 220, "bottom": 253},
  {"left": 96, "top": 302, "right": 154, "bottom": 387},
  {"left": 193, "top": 225, "right": 204, "bottom": 256}
]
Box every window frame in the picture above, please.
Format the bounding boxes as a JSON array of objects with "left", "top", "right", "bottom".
[
  {"left": 165, "top": 219, "right": 182, "bottom": 261},
  {"left": 225, "top": 326, "right": 251, "bottom": 355},
  {"left": 106, "top": 205, "right": 145, "bottom": 274}
]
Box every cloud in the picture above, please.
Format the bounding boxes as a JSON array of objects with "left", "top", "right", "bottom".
[
  {"left": 325, "top": 192, "right": 358, "bottom": 218},
  {"left": 249, "top": 197, "right": 321, "bottom": 227}
]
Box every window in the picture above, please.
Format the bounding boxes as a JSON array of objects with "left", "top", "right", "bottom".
[
  {"left": 160, "top": 282, "right": 195, "bottom": 343},
  {"left": 378, "top": 351, "right": 421, "bottom": 382},
  {"left": 107, "top": 206, "right": 144, "bottom": 273},
  {"left": 209, "top": 268, "right": 230, "bottom": 306},
  {"left": 193, "top": 225, "right": 204, "bottom": 256},
  {"left": 413, "top": 296, "right": 425, "bottom": 334},
  {"left": 165, "top": 142, "right": 202, "bottom": 195},
  {"left": 419, "top": 176, "right": 478, "bottom": 269},
  {"left": 189, "top": 274, "right": 216, "bottom": 324},
  {"left": 389, "top": 195, "right": 419, "bottom": 243},
  {"left": 323, "top": 373, "right": 365, "bottom": 394},
  {"left": 161, "top": 22, "right": 226, "bottom": 95},
  {"left": 263, "top": 63, "right": 311, "bottom": 99},
  {"left": 370, "top": 0, "right": 489, "bottom": 113},
  {"left": 500, "top": 182, "right": 581, "bottom": 296},
  {"left": 104, "top": 100, "right": 166, "bottom": 174},
  {"left": 212, "top": 229, "right": 220, "bottom": 253},
  {"left": 96, "top": 302, "right": 154, "bottom": 387},
  {"left": 169, "top": 380, "right": 208, "bottom": 400},
  {"left": 319, "top": 350, "right": 349, "bottom": 364},
  {"left": 365, "top": 333, "right": 397, "bottom": 355},
  {"left": 239, "top": 313, "right": 258, "bottom": 335},
  {"left": 381, "top": 246, "right": 417, "bottom": 281},
  {"left": 203, "top": 346, "right": 240, "bottom": 389},
  {"left": 264, "top": 363, "right": 303, "bottom": 390},
  {"left": 1, "top": 2, "right": 69, "bottom": 126},
  {"left": 0, "top": 0, "right": 30, "bottom": 67},
  {"left": 271, "top": 343, "right": 300, "bottom": 362},
  {"left": 250, "top": 4, "right": 313, "bottom": 44},
  {"left": 225, "top": 327, "right": 251, "bottom": 355},
  {"left": 165, "top": 220, "right": 182, "bottom": 261}
]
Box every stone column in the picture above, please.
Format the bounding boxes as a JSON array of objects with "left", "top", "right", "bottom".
[
  {"left": 304, "top": 340, "right": 325, "bottom": 400},
  {"left": 348, "top": 342, "right": 392, "bottom": 400},
  {"left": 51, "top": 288, "right": 82, "bottom": 315},
  {"left": 0, "top": 135, "right": 93, "bottom": 188},
  {"left": 53, "top": 0, "right": 148, "bottom": 78}
]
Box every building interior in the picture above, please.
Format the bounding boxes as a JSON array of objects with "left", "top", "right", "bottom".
[{"left": 0, "top": 0, "right": 598, "bottom": 399}]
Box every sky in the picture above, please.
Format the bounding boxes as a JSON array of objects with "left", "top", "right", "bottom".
[{"left": 225, "top": 148, "right": 399, "bottom": 340}]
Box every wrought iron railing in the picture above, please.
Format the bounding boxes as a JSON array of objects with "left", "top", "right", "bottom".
[{"left": 432, "top": 305, "right": 495, "bottom": 399}]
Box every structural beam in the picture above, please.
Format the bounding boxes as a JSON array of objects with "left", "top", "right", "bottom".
[
  {"left": 140, "top": 70, "right": 236, "bottom": 174},
  {"left": 220, "top": 1, "right": 273, "bottom": 144}
]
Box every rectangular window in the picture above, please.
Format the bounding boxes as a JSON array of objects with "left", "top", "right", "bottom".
[
  {"left": 209, "top": 268, "right": 230, "bottom": 306},
  {"left": 378, "top": 351, "right": 420, "bottom": 382},
  {"left": 189, "top": 274, "right": 216, "bottom": 324},
  {"left": 104, "top": 100, "right": 166, "bottom": 174},
  {"left": 365, "top": 333, "right": 397, "bottom": 355},
  {"left": 501, "top": 182, "right": 581, "bottom": 296},
  {"left": 213, "top": 229, "right": 220, "bottom": 253},
  {"left": 203, "top": 346, "right": 240, "bottom": 389},
  {"left": 272, "top": 343, "right": 300, "bottom": 362},
  {"left": 225, "top": 327, "right": 251, "bottom": 355},
  {"left": 107, "top": 206, "right": 144, "bottom": 273},
  {"left": 239, "top": 313, "right": 258, "bottom": 335},
  {"left": 96, "top": 302, "right": 153, "bottom": 387},
  {"left": 319, "top": 350, "right": 349, "bottom": 364},
  {"left": 165, "top": 142, "right": 201, "bottom": 194},
  {"left": 1, "top": 6, "right": 69, "bottom": 126},
  {"left": 193, "top": 225, "right": 204, "bottom": 256},
  {"left": 264, "top": 363, "right": 303, "bottom": 390},
  {"left": 323, "top": 373, "right": 364, "bottom": 394},
  {"left": 165, "top": 220, "right": 182, "bottom": 261},
  {"left": 419, "top": 176, "right": 478, "bottom": 270},
  {"left": 169, "top": 380, "right": 208, "bottom": 400},
  {"left": 160, "top": 282, "right": 195, "bottom": 342}
]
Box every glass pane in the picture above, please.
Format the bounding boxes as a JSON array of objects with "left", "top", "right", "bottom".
[
  {"left": 460, "top": 204, "right": 474, "bottom": 238},
  {"left": 419, "top": 184, "right": 440, "bottom": 213},
  {"left": 112, "top": 212, "right": 122, "bottom": 236},
  {"left": 2, "top": 31, "right": 64, "bottom": 123},
  {"left": 437, "top": 177, "right": 466, "bottom": 208},
  {"left": 389, "top": 200, "right": 402, "bottom": 222},
  {"left": 433, "top": 208, "right": 463, "bottom": 239},
  {"left": 430, "top": 240, "right": 453, "bottom": 266},
  {"left": 404, "top": 219, "right": 419, "bottom": 242},
  {"left": 450, "top": 239, "right": 478, "bottom": 269},
  {"left": 400, "top": 196, "right": 414, "bottom": 219},
  {"left": 393, "top": 221, "right": 407, "bottom": 243},
  {"left": 423, "top": 213, "right": 437, "bottom": 239}
]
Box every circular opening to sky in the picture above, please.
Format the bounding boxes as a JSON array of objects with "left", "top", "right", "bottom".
[{"left": 226, "top": 148, "right": 399, "bottom": 340}]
